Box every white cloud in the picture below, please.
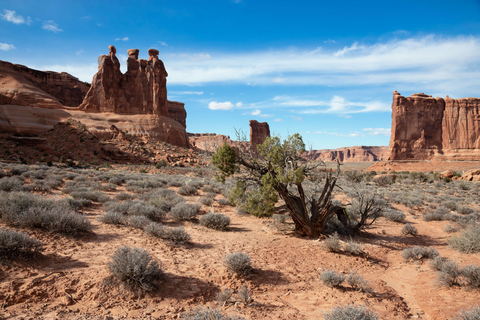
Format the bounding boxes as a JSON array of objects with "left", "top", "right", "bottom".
[
  {"left": 115, "top": 37, "right": 129, "bottom": 41},
  {"left": 307, "top": 130, "right": 362, "bottom": 137},
  {"left": 236, "top": 102, "right": 243, "bottom": 107},
  {"left": 208, "top": 101, "right": 234, "bottom": 111},
  {"left": 42, "top": 20, "right": 63, "bottom": 33},
  {"left": 274, "top": 118, "right": 283, "bottom": 122},
  {"left": 0, "top": 43, "right": 15, "bottom": 51},
  {"left": 290, "top": 115, "right": 302, "bottom": 122},
  {"left": 362, "top": 128, "right": 391, "bottom": 136},
  {"left": 272, "top": 95, "right": 389, "bottom": 114},
  {"left": 251, "top": 109, "right": 261, "bottom": 116},
  {"left": 164, "top": 35, "right": 480, "bottom": 96},
  {"left": 1, "top": 10, "right": 31, "bottom": 25},
  {"left": 159, "top": 41, "right": 168, "bottom": 47}
]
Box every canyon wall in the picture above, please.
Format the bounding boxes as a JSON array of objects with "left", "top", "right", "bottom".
[
  {"left": 304, "top": 146, "right": 388, "bottom": 162},
  {"left": 388, "top": 91, "right": 480, "bottom": 160}
]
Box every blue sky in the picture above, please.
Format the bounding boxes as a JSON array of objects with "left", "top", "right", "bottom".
[{"left": 1, "top": 0, "right": 480, "bottom": 149}]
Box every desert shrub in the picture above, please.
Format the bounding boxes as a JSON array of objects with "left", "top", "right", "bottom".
[
  {"left": 98, "top": 211, "right": 124, "bottom": 225},
  {"left": 178, "top": 185, "right": 198, "bottom": 196},
  {"left": 115, "top": 192, "right": 136, "bottom": 201},
  {"left": 401, "top": 223, "right": 418, "bottom": 236},
  {"left": 0, "top": 228, "right": 44, "bottom": 259},
  {"left": 444, "top": 224, "right": 459, "bottom": 233},
  {"left": 199, "top": 196, "right": 213, "bottom": 206},
  {"left": 437, "top": 260, "right": 462, "bottom": 287},
  {"left": 402, "top": 246, "right": 439, "bottom": 261},
  {"left": 8, "top": 165, "right": 28, "bottom": 176},
  {"left": 144, "top": 189, "right": 185, "bottom": 212},
  {"left": 126, "top": 215, "right": 152, "bottom": 229},
  {"left": 182, "top": 307, "right": 244, "bottom": 320},
  {"left": 323, "top": 233, "right": 342, "bottom": 253},
  {"left": 60, "top": 197, "right": 92, "bottom": 210},
  {"left": 200, "top": 213, "right": 230, "bottom": 231},
  {"left": 424, "top": 206, "right": 453, "bottom": 221},
  {"left": 235, "top": 206, "right": 247, "bottom": 216},
  {"left": 461, "top": 265, "right": 480, "bottom": 290},
  {"left": 320, "top": 270, "right": 345, "bottom": 288},
  {"left": 381, "top": 208, "right": 406, "bottom": 222},
  {"left": 107, "top": 246, "right": 163, "bottom": 292},
  {"left": 69, "top": 190, "right": 110, "bottom": 203},
  {"left": 109, "top": 176, "right": 125, "bottom": 185},
  {"left": 168, "top": 227, "right": 191, "bottom": 244},
  {"left": 169, "top": 202, "right": 201, "bottom": 221},
  {"left": 100, "top": 183, "right": 117, "bottom": 191},
  {"left": 167, "top": 180, "right": 182, "bottom": 187},
  {"left": 449, "top": 305, "right": 480, "bottom": 320},
  {"left": 430, "top": 256, "right": 452, "bottom": 271},
  {"left": 0, "top": 177, "right": 24, "bottom": 191},
  {"left": 323, "top": 304, "right": 378, "bottom": 320},
  {"left": 444, "top": 200, "right": 458, "bottom": 212},
  {"left": 217, "top": 198, "right": 231, "bottom": 206},
  {"left": 128, "top": 201, "right": 163, "bottom": 220},
  {"left": 224, "top": 252, "right": 252, "bottom": 276},
  {"left": 201, "top": 185, "right": 216, "bottom": 193},
  {"left": 237, "top": 286, "right": 253, "bottom": 304},
  {"left": 374, "top": 175, "right": 395, "bottom": 187},
  {"left": 448, "top": 224, "right": 480, "bottom": 253},
  {"left": 457, "top": 206, "right": 475, "bottom": 215},
  {"left": 144, "top": 222, "right": 170, "bottom": 239},
  {"left": 344, "top": 170, "right": 364, "bottom": 183},
  {"left": 0, "top": 192, "right": 90, "bottom": 234},
  {"left": 346, "top": 271, "right": 372, "bottom": 293},
  {"left": 344, "top": 240, "right": 363, "bottom": 255},
  {"left": 216, "top": 289, "right": 233, "bottom": 305}
]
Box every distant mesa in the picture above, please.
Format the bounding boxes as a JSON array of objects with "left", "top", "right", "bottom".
[
  {"left": 304, "top": 146, "right": 388, "bottom": 163},
  {"left": 0, "top": 46, "right": 188, "bottom": 147},
  {"left": 388, "top": 91, "right": 480, "bottom": 160}
]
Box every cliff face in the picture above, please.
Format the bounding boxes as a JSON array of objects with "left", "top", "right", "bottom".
[
  {"left": 304, "top": 146, "right": 388, "bottom": 162},
  {"left": 0, "top": 60, "right": 90, "bottom": 109},
  {"left": 388, "top": 91, "right": 480, "bottom": 160}
]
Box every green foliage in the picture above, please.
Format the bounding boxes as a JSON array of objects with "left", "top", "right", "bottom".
[
  {"left": 212, "top": 143, "right": 237, "bottom": 183},
  {"left": 242, "top": 174, "right": 278, "bottom": 217}
]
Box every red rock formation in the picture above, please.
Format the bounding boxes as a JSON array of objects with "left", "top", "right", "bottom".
[
  {"left": 0, "top": 60, "right": 89, "bottom": 108},
  {"left": 303, "top": 146, "right": 388, "bottom": 162},
  {"left": 80, "top": 46, "right": 169, "bottom": 116},
  {"left": 0, "top": 47, "right": 189, "bottom": 147},
  {"left": 388, "top": 91, "right": 480, "bottom": 160},
  {"left": 168, "top": 101, "right": 187, "bottom": 128},
  {"left": 249, "top": 120, "right": 270, "bottom": 151}
]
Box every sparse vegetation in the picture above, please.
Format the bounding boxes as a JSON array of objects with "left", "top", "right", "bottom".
[
  {"left": 320, "top": 270, "right": 345, "bottom": 287},
  {"left": 401, "top": 223, "right": 418, "bottom": 236},
  {"left": 402, "top": 246, "right": 439, "bottom": 261},
  {"left": 183, "top": 307, "right": 245, "bottom": 320},
  {"left": 169, "top": 202, "right": 201, "bottom": 221},
  {"left": 0, "top": 228, "right": 44, "bottom": 259},
  {"left": 323, "top": 304, "right": 378, "bottom": 320},
  {"left": 224, "top": 252, "right": 252, "bottom": 276},
  {"left": 200, "top": 212, "right": 230, "bottom": 230},
  {"left": 449, "top": 305, "right": 480, "bottom": 320},
  {"left": 448, "top": 224, "right": 480, "bottom": 253},
  {"left": 107, "top": 246, "right": 163, "bottom": 292}
]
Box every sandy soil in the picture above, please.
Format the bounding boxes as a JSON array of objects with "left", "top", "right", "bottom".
[{"left": 1, "top": 172, "right": 480, "bottom": 320}]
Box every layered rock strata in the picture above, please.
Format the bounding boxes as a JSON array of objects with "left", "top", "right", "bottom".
[
  {"left": 0, "top": 60, "right": 89, "bottom": 108},
  {"left": 388, "top": 91, "right": 480, "bottom": 160},
  {"left": 303, "top": 146, "right": 388, "bottom": 162}
]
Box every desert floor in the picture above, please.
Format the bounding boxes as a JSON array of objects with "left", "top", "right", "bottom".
[{"left": 0, "top": 162, "right": 479, "bottom": 320}]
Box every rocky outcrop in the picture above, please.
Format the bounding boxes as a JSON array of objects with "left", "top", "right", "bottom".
[
  {"left": 168, "top": 100, "right": 186, "bottom": 128},
  {"left": 80, "top": 46, "right": 169, "bottom": 116},
  {"left": 388, "top": 91, "right": 480, "bottom": 160},
  {"left": 303, "top": 146, "right": 388, "bottom": 162},
  {"left": 249, "top": 120, "right": 270, "bottom": 151},
  {"left": 0, "top": 60, "right": 89, "bottom": 109},
  {"left": 0, "top": 47, "right": 189, "bottom": 147}
]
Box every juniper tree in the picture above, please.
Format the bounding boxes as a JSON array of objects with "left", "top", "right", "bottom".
[{"left": 212, "top": 133, "right": 348, "bottom": 238}]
